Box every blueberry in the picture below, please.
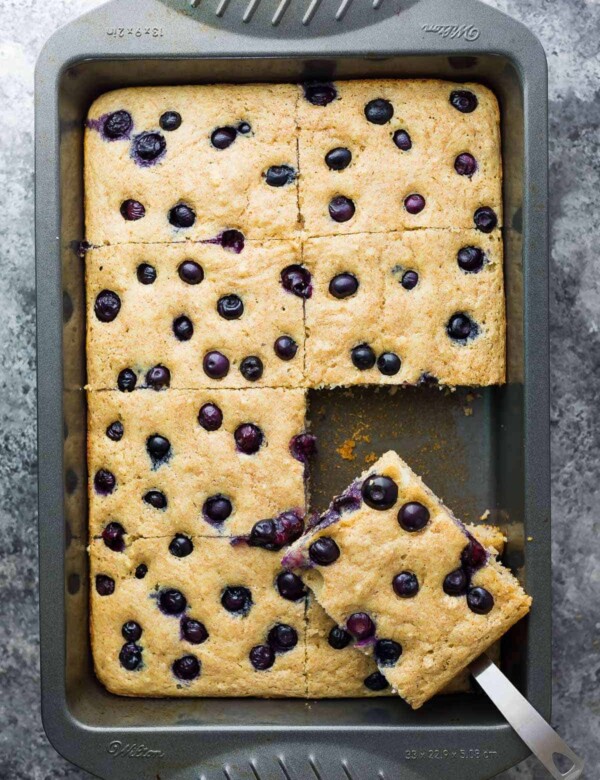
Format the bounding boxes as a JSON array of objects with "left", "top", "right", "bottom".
[
  {"left": 265, "top": 165, "right": 296, "bottom": 187},
  {"left": 172, "top": 655, "right": 201, "bottom": 680},
  {"left": 325, "top": 147, "right": 352, "bottom": 170},
  {"left": 217, "top": 294, "right": 244, "bottom": 320},
  {"left": 447, "top": 313, "right": 478, "bottom": 341},
  {"left": 146, "top": 434, "right": 171, "bottom": 463},
  {"left": 249, "top": 511, "right": 304, "bottom": 552},
  {"left": 221, "top": 586, "right": 252, "bottom": 615},
  {"left": 274, "top": 335, "right": 298, "bottom": 360},
  {"left": 144, "top": 490, "right": 167, "bottom": 509},
  {"left": 393, "top": 129, "right": 412, "bottom": 151},
  {"left": 458, "top": 246, "right": 485, "bottom": 273},
  {"left": 178, "top": 260, "right": 204, "bottom": 284},
  {"left": 418, "top": 372, "right": 439, "bottom": 387},
  {"left": 181, "top": 617, "right": 209, "bottom": 644},
  {"left": 375, "top": 639, "right": 402, "bottom": 667},
  {"left": 63, "top": 290, "right": 73, "bottom": 323},
  {"left": 169, "top": 534, "right": 194, "bottom": 558},
  {"left": 346, "top": 612, "right": 376, "bottom": 641},
  {"left": 351, "top": 344, "right": 376, "bottom": 371},
  {"left": 173, "top": 315, "right": 194, "bottom": 341},
  {"left": 401, "top": 270, "right": 418, "bottom": 290},
  {"left": 65, "top": 469, "right": 78, "bottom": 494},
  {"left": 290, "top": 433, "right": 318, "bottom": 464},
  {"left": 160, "top": 111, "right": 182, "bottom": 131},
  {"left": 145, "top": 364, "right": 171, "bottom": 390},
  {"left": 362, "top": 474, "right": 398, "bottom": 510},
  {"left": 240, "top": 356, "right": 263, "bottom": 382},
  {"left": 137, "top": 263, "right": 156, "bottom": 284},
  {"left": 94, "top": 290, "right": 121, "bottom": 322},
  {"left": 198, "top": 403, "right": 223, "bottom": 431},
  {"left": 117, "top": 368, "right": 137, "bottom": 392},
  {"left": 120, "top": 200, "right": 145, "bottom": 221},
  {"left": 159, "top": 588, "right": 187, "bottom": 615},
  {"left": 203, "top": 495, "right": 232, "bottom": 525},
  {"left": 169, "top": 203, "right": 196, "bottom": 229},
  {"left": 268, "top": 624, "right": 298, "bottom": 653},
  {"left": 392, "top": 571, "right": 419, "bottom": 598},
  {"left": 404, "top": 194, "right": 425, "bottom": 215},
  {"left": 103, "top": 110, "right": 132, "bottom": 139},
  {"left": 303, "top": 82, "right": 337, "bottom": 106},
  {"left": 135, "top": 564, "right": 147, "bottom": 580},
  {"left": 365, "top": 98, "right": 394, "bottom": 124},
  {"left": 122, "top": 621, "right": 142, "bottom": 642},
  {"left": 94, "top": 468, "right": 116, "bottom": 495},
  {"left": 132, "top": 132, "right": 166, "bottom": 163},
  {"left": 234, "top": 423, "right": 264, "bottom": 455},
  {"left": 474, "top": 207, "right": 498, "bottom": 233},
  {"left": 455, "top": 152, "right": 478, "bottom": 176},
  {"left": 211, "top": 126, "right": 237, "bottom": 149},
  {"left": 450, "top": 90, "right": 478, "bottom": 113},
  {"left": 249, "top": 519, "right": 277, "bottom": 549},
  {"left": 220, "top": 229, "right": 245, "bottom": 253},
  {"left": 237, "top": 122, "right": 252, "bottom": 134},
  {"left": 377, "top": 352, "right": 401, "bottom": 376},
  {"left": 95, "top": 574, "right": 115, "bottom": 595},
  {"left": 328, "top": 626, "right": 352, "bottom": 650},
  {"left": 203, "top": 351, "right": 230, "bottom": 379},
  {"left": 281, "top": 264, "right": 312, "bottom": 299},
  {"left": 329, "top": 195, "right": 355, "bottom": 223},
  {"left": 308, "top": 537, "right": 340, "bottom": 566},
  {"left": 329, "top": 272, "right": 358, "bottom": 299},
  {"left": 102, "top": 522, "right": 126, "bottom": 552},
  {"left": 119, "top": 643, "right": 142, "bottom": 671},
  {"left": 461, "top": 538, "right": 487, "bottom": 572},
  {"left": 443, "top": 568, "right": 468, "bottom": 596},
  {"left": 275, "top": 571, "right": 307, "bottom": 601},
  {"left": 398, "top": 502, "right": 430, "bottom": 532},
  {"left": 467, "top": 586, "right": 495, "bottom": 614},
  {"left": 249, "top": 644, "right": 275, "bottom": 670},
  {"left": 364, "top": 671, "right": 389, "bottom": 691}
]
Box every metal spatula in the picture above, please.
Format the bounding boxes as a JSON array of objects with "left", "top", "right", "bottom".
[{"left": 470, "top": 655, "right": 585, "bottom": 779}]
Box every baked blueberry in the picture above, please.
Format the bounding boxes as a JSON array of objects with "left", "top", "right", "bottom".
[
  {"left": 328, "top": 626, "right": 352, "bottom": 650},
  {"left": 135, "top": 564, "right": 148, "bottom": 580},
  {"left": 401, "top": 270, "right": 419, "bottom": 290},
  {"left": 211, "top": 126, "right": 237, "bottom": 149},
  {"left": 458, "top": 246, "right": 485, "bottom": 273},
  {"left": 234, "top": 423, "right": 264, "bottom": 455},
  {"left": 103, "top": 110, "right": 132, "bottom": 139},
  {"left": 325, "top": 147, "right": 352, "bottom": 170},
  {"left": 303, "top": 81, "right": 337, "bottom": 106},
  {"left": 404, "top": 194, "right": 425, "bottom": 214},
  {"left": 290, "top": 433, "right": 317, "bottom": 464},
  {"left": 120, "top": 199, "right": 145, "bottom": 221},
  {"left": 249, "top": 645, "right": 275, "bottom": 670},
  {"left": 137, "top": 263, "right": 156, "bottom": 284},
  {"left": 275, "top": 571, "right": 307, "bottom": 601},
  {"left": 169, "top": 203, "right": 196, "bottom": 229},
  {"left": 474, "top": 206, "right": 498, "bottom": 233},
  {"left": 329, "top": 195, "right": 355, "bottom": 223},
  {"left": 467, "top": 586, "right": 495, "bottom": 614},
  {"left": 122, "top": 621, "right": 142, "bottom": 642},
  {"left": 198, "top": 403, "right": 223, "bottom": 431},
  {"left": 398, "top": 501, "right": 430, "bottom": 532},
  {"left": 377, "top": 352, "right": 401, "bottom": 376},
  {"left": 94, "top": 290, "right": 121, "bottom": 322},
  {"left": 265, "top": 165, "right": 296, "bottom": 187},
  {"left": 203, "top": 351, "right": 230, "bottom": 379},
  {"left": 365, "top": 98, "right": 394, "bottom": 124},
  {"left": 119, "top": 643, "right": 142, "bottom": 671},
  {"left": 447, "top": 313, "right": 478, "bottom": 342},
  {"left": 443, "top": 568, "right": 468, "bottom": 596},
  {"left": 159, "top": 588, "right": 187, "bottom": 615},
  {"left": 240, "top": 356, "right": 263, "bottom": 382},
  {"left": 94, "top": 468, "right": 116, "bottom": 495},
  {"left": 160, "top": 111, "right": 182, "bottom": 131},
  {"left": 132, "top": 132, "right": 166, "bottom": 163},
  {"left": 221, "top": 585, "right": 252, "bottom": 615},
  {"left": 172, "top": 655, "right": 201, "bottom": 680},
  {"left": 362, "top": 474, "right": 398, "bottom": 510},
  {"left": 146, "top": 364, "right": 171, "bottom": 390},
  {"left": 237, "top": 122, "right": 252, "bottom": 134},
  {"left": 63, "top": 290, "right": 73, "bottom": 323},
  {"left": 178, "top": 260, "right": 204, "bottom": 285},
  {"left": 248, "top": 511, "right": 304, "bottom": 552},
  {"left": 274, "top": 335, "right": 298, "bottom": 360},
  {"left": 65, "top": 469, "right": 78, "bottom": 494},
  {"left": 375, "top": 638, "right": 402, "bottom": 666},
  {"left": 393, "top": 129, "right": 412, "bottom": 151},
  {"left": 329, "top": 272, "right": 358, "bottom": 299},
  {"left": 450, "top": 90, "right": 478, "bottom": 113},
  {"left": 144, "top": 490, "right": 167, "bottom": 509},
  {"left": 461, "top": 538, "right": 487, "bottom": 572},
  {"left": 364, "top": 671, "right": 389, "bottom": 691},
  {"left": 281, "top": 264, "right": 312, "bottom": 298},
  {"left": 181, "top": 617, "right": 209, "bottom": 644},
  {"left": 455, "top": 152, "right": 478, "bottom": 176},
  {"left": 308, "top": 537, "right": 340, "bottom": 566},
  {"left": 102, "top": 522, "right": 126, "bottom": 552},
  {"left": 220, "top": 229, "right": 245, "bottom": 253},
  {"left": 95, "top": 574, "right": 115, "bottom": 595},
  {"left": 169, "top": 534, "right": 194, "bottom": 558},
  {"left": 173, "top": 315, "right": 194, "bottom": 341},
  {"left": 146, "top": 434, "right": 171, "bottom": 464},
  {"left": 203, "top": 494, "right": 232, "bottom": 525},
  {"left": 418, "top": 372, "right": 439, "bottom": 387},
  {"left": 346, "top": 612, "right": 375, "bottom": 641},
  {"left": 268, "top": 624, "right": 298, "bottom": 653},
  {"left": 351, "top": 344, "right": 376, "bottom": 371},
  {"left": 248, "top": 519, "right": 278, "bottom": 549},
  {"left": 392, "top": 571, "right": 419, "bottom": 598},
  {"left": 217, "top": 294, "right": 244, "bottom": 320},
  {"left": 117, "top": 368, "right": 137, "bottom": 392}
]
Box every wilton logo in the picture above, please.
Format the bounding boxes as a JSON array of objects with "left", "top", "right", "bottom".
[
  {"left": 107, "top": 740, "right": 165, "bottom": 759},
  {"left": 422, "top": 24, "right": 480, "bottom": 41}
]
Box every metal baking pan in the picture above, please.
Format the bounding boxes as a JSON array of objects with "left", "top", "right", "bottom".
[{"left": 35, "top": 1, "right": 549, "bottom": 778}]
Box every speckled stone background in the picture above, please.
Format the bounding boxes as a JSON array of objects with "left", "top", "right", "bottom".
[{"left": 0, "top": 0, "right": 598, "bottom": 778}]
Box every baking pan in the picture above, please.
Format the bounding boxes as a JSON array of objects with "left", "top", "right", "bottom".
[{"left": 35, "top": 1, "right": 549, "bottom": 778}]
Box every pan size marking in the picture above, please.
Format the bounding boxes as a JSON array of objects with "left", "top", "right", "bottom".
[
  {"left": 107, "top": 740, "right": 165, "bottom": 759},
  {"left": 106, "top": 27, "right": 165, "bottom": 38},
  {"left": 422, "top": 24, "right": 480, "bottom": 41},
  {"left": 405, "top": 748, "right": 498, "bottom": 761}
]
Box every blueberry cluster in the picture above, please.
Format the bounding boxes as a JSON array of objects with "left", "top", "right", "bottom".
[{"left": 249, "top": 622, "right": 299, "bottom": 671}]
